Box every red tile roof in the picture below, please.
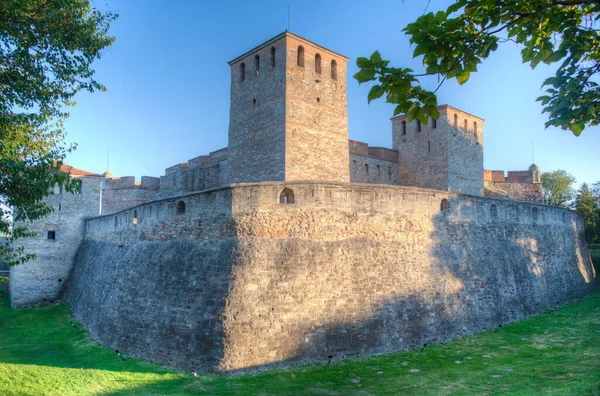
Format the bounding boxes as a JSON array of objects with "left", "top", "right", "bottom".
[{"left": 59, "top": 164, "right": 101, "bottom": 177}]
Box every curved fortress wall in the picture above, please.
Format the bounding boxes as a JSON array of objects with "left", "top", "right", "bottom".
[{"left": 65, "top": 182, "right": 596, "bottom": 373}]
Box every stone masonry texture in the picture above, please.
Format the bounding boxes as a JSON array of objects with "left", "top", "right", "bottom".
[
  {"left": 10, "top": 31, "right": 597, "bottom": 375},
  {"left": 65, "top": 182, "right": 596, "bottom": 373}
]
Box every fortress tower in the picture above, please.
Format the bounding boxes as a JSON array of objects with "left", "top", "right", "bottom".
[
  {"left": 392, "top": 105, "right": 484, "bottom": 196},
  {"left": 227, "top": 32, "right": 350, "bottom": 183}
]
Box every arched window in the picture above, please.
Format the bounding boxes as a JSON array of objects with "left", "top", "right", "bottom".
[
  {"left": 432, "top": 118, "right": 437, "bottom": 129},
  {"left": 490, "top": 204, "right": 498, "bottom": 219},
  {"left": 440, "top": 198, "right": 450, "bottom": 211},
  {"left": 454, "top": 114, "right": 458, "bottom": 128},
  {"left": 365, "top": 164, "right": 369, "bottom": 174},
  {"left": 176, "top": 201, "right": 186, "bottom": 215},
  {"left": 297, "top": 46, "right": 304, "bottom": 67},
  {"left": 279, "top": 188, "right": 295, "bottom": 204},
  {"left": 402, "top": 120, "right": 407, "bottom": 135},
  {"left": 132, "top": 210, "right": 138, "bottom": 225},
  {"left": 240, "top": 63, "right": 245, "bottom": 82},
  {"left": 562, "top": 212, "right": 567, "bottom": 223},
  {"left": 474, "top": 121, "right": 478, "bottom": 135},
  {"left": 254, "top": 55, "right": 260, "bottom": 75},
  {"left": 417, "top": 120, "right": 422, "bottom": 132},
  {"left": 315, "top": 53, "right": 322, "bottom": 74},
  {"left": 464, "top": 119, "right": 468, "bottom": 131},
  {"left": 532, "top": 207, "right": 539, "bottom": 222},
  {"left": 331, "top": 60, "right": 337, "bottom": 80},
  {"left": 270, "top": 47, "right": 276, "bottom": 68}
]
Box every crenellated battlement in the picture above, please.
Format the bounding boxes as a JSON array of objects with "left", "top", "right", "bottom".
[
  {"left": 103, "top": 176, "right": 160, "bottom": 190},
  {"left": 484, "top": 165, "right": 542, "bottom": 203}
]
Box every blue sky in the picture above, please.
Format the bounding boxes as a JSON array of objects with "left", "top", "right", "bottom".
[{"left": 64, "top": 0, "right": 599, "bottom": 186}]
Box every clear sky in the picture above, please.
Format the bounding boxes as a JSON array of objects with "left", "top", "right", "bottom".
[{"left": 64, "top": 0, "right": 599, "bottom": 187}]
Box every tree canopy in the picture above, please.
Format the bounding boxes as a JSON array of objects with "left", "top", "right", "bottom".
[
  {"left": 354, "top": 0, "right": 600, "bottom": 135},
  {"left": 541, "top": 169, "right": 577, "bottom": 207},
  {"left": 575, "top": 183, "right": 599, "bottom": 245},
  {"left": 0, "top": 0, "right": 117, "bottom": 266}
]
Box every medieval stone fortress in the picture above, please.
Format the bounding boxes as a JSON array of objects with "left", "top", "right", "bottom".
[{"left": 10, "top": 32, "right": 595, "bottom": 373}]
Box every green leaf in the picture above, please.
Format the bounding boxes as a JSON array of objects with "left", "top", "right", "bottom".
[
  {"left": 370, "top": 51, "right": 382, "bottom": 63},
  {"left": 353, "top": 68, "right": 376, "bottom": 84},
  {"left": 570, "top": 123, "right": 584, "bottom": 136},
  {"left": 367, "top": 85, "right": 385, "bottom": 103},
  {"left": 356, "top": 57, "right": 373, "bottom": 68},
  {"left": 456, "top": 69, "right": 470, "bottom": 85}
]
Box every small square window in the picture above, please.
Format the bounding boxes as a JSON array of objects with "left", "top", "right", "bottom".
[{"left": 47, "top": 231, "right": 56, "bottom": 240}]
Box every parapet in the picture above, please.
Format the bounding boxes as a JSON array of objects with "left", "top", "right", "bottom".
[
  {"left": 349, "top": 140, "right": 398, "bottom": 163},
  {"left": 104, "top": 176, "right": 160, "bottom": 190},
  {"left": 484, "top": 165, "right": 541, "bottom": 185},
  {"left": 165, "top": 148, "right": 228, "bottom": 176}
]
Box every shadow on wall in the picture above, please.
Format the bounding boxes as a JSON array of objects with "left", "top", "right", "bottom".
[{"left": 219, "top": 196, "right": 596, "bottom": 373}]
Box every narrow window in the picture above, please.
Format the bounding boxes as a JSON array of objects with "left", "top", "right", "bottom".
[
  {"left": 402, "top": 120, "right": 406, "bottom": 135},
  {"left": 474, "top": 121, "right": 478, "bottom": 136},
  {"left": 454, "top": 114, "right": 458, "bottom": 128},
  {"left": 464, "top": 119, "right": 468, "bottom": 131},
  {"left": 417, "top": 120, "right": 422, "bottom": 132},
  {"left": 532, "top": 207, "right": 539, "bottom": 222},
  {"left": 133, "top": 210, "right": 138, "bottom": 225},
  {"left": 377, "top": 165, "right": 381, "bottom": 176},
  {"left": 176, "top": 201, "right": 186, "bottom": 215},
  {"left": 114, "top": 217, "right": 117, "bottom": 227},
  {"left": 490, "top": 204, "right": 498, "bottom": 219},
  {"left": 297, "top": 46, "right": 304, "bottom": 67},
  {"left": 270, "top": 47, "right": 275, "bottom": 68},
  {"left": 47, "top": 230, "right": 56, "bottom": 240},
  {"left": 365, "top": 164, "right": 369, "bottom": 174},
  {"left": 432, "top": 118, "right": 437, "bottom": 129},
  {"left": 352, "top": 160, "right": 357, "bottom": 169},
  {"left": 279, "top": 188, "right": 295, "bottom": 204},
  {"left": 440, "top": 199, "right": 450, "bottom": 211},
  {"left": 254, "top": 55, "right": 260, "bottom": 75},
  {"left": 562, "top": 212, "right": 567, "bottom": 223},
  {"left": 331, "top": 60, "right": 337, "bottom": 80},
  {"left": 315, "top": 54, "right": 322, "bottom": 74},
  {"left": 428, "top": 141, "right": 431, "bottom": 153},
  {"left": 388, "top": 167, "right": 392, "bottom": 178},
  {"left": 240, "top": 63, "right": 245, "bottom": 82}
]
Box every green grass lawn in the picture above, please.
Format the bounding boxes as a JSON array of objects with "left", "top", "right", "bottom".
[{"left": 1, "top": 259, "right": 599, "bottom": 395}]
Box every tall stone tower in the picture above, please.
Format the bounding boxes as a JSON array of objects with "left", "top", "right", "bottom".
[
  {"left": 227, "top": 32, "right": 350, "bottom": 183},
  {"left": 392, "top": 105, "right": 484, "bottom": 196}
]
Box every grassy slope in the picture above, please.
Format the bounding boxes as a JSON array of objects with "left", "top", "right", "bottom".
[{"left": 0, "top": 253, "right": 598, "bottom": 396}]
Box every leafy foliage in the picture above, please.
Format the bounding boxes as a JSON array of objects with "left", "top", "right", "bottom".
[
  {"left": 0, "top": 0, "right": 117, "bottom": 266},
  {"left": 575, "top": 183, "right": 599, "bottom": 245},
  {"left": 541, "top": 169, "right": 576, "bottom": 207},
  {"left": 354, "top": 0, "right": 600, "bottom": 135}
]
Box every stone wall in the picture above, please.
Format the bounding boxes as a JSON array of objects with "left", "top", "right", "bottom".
[
  {"left": 484, "top": 168, "right": 543, "bottom": 203},
  {"left": 10, "top": 176, "right": 103, "bottom": 308},
  {"left": 349, "top": 140, "right": 398, "bottom": 185},
  {"left": 101, "top": 176, "right": 160, "bottom": 215},
  {"left": 65, "top": 182, "right": 595, "bottom": 373},
  {"left": 393, "top": 105, "right": 484, "bottom": 196},
  {"left": 284, "top": 34, "right": 350, "bottom": 182},
  {"left": 227, "top": 34, "right": 287, "bottom": 183}
]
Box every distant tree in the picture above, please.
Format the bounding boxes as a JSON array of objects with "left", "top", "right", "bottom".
[
  {"left": 354, "top": 0, "right": 600, "bottom": 135},
  {"left": 574, "top": 183, "right": 598, "bottom": 245},
  {"left": 541, "top": 170, "right": 576, "bottom": 208},
  {"left": 0, "top": 0, "right": 117, "bottom": 266}
]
